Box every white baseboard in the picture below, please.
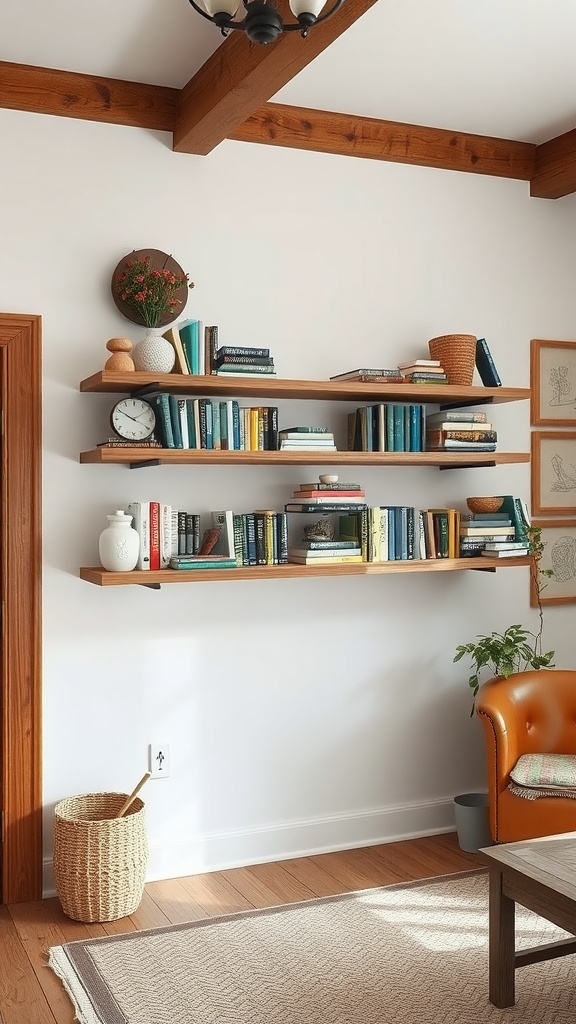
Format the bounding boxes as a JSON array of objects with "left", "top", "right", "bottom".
[{"left": 43, "top": 797, "right": 457, "bottom": 897}]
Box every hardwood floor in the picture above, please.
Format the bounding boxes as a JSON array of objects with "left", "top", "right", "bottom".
[{"left": 0, "top": 833, "right": 479, "bottom": 1024}]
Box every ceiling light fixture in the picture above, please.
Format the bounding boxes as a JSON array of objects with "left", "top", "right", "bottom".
[{"left": 187, "top": 0, "right": 344, "bottom": 45}]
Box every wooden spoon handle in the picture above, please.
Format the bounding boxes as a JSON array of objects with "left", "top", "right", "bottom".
[{"left": 116, "top": 772, "right": 151, "bottom": 818}]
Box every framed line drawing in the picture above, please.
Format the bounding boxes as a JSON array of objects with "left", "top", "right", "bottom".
[
  {"left": 532, "top": 432, "right": 576, "bottom": 515},
  {"left": 531, "top": 519, "right": 576, "bottom": 606},
  {"left": 531, "top": 338, "right": 576, "bottom": 425}
]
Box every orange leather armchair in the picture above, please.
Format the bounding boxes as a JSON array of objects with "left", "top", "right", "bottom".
[{"left": 476, "top": 669, "right": 576, "bottom": 843}]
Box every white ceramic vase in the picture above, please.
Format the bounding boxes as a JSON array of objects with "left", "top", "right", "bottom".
[
  {"left": 99, "top": 510, "right": 140, "bottom": 572},
  {"left": 132, "top": 327, "right": 175, "bottom": 373}
]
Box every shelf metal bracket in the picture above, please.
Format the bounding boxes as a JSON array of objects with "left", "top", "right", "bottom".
[
  {"left": 129, "top": 459, "right": 161, "bottom": 469},
  {"left": 470, "top": 566, "right": 497, "bottom": 573},
  {"left": 139, "top": 582, "right": 162, "bottom": 590},
  {"left": 439, "top": 460, "right": 497, "bottom": 471},
  {"left": 440, "top": 397, "right": 495, "bottom": 410}
]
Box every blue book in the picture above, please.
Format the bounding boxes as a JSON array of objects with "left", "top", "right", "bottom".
[
  {"left": 409, "top": 405, "right": 421, "bottom": 452},
  {"left": 476, "top": 338, "right": 502, "bottom": 387},
  {"left": 150, "top": 393, "right": 174, "bottom": 448}
]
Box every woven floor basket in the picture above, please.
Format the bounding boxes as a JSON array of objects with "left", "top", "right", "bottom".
[
  {"left": 53, "top": 792, "right": 148, "bottom": 923},
  {"left": 428, "top": 334, "right": 477, "bottom": 386}
]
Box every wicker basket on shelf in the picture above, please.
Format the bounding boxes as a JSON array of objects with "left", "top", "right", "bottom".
[
  {"left": 428, "top": 334, "right": 477, "bottom": 386},
  {"left": 53, "top": 792, "right": 148, "bottom": 923}
]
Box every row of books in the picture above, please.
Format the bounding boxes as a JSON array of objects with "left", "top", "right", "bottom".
[
  {"left": 163, "top": 321, "right": 216, "bottom": 376},
  {"left": 147, "top": 395, "right": 280, "bottom": 450},
  {"left": 336, "top": 506, "right": 462, "bottom": 561},
  {"left": 126, "top": 503, "right": 239, "bottom": 570},
  {"left": 163, "top": 322, "right": 277, "bottom": 380},
  {"left": 347, "top": 403, "right": 426, "bottom": 453}
]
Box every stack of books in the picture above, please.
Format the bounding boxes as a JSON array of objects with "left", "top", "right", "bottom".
[
  {"left": 329, "top": 367, "right": 405, "bottom": 383},
  {"left": 398, "top": 359, "right": 448, "bottom": 384},
  {"left": 460, "top": 511, "right": 516, "bottom": 557},
  {"left": 285, "top": 480, "right": 367, "bottom": 514},
  {"left": 425, "top": 409, "right": 497, "bottom": 452},
  {"left": 215, "top": 345, "right": 276, "bottom": 378},
  {"left": 279, "top": 426, "right": 337, "bottom": 451}
]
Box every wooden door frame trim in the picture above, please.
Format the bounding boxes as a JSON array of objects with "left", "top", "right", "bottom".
[{"left": 0, "top": 313, "right": 42, "bottom": 904}]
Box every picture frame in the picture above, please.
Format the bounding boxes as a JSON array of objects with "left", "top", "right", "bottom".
[
  {"left": 531, "top": 432, "right": 576, "bottom": 515},
  {"left": 531, "top": 519, "right": 576, "bottom": 606},
  {"left": 530, "top": 338, "right": 576, "bottom": 426}
]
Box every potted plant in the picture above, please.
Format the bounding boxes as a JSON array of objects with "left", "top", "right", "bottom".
[
  {"left": 454, "top": 525, "right": 555, "bottom": 717},
  {"left": 451, "top": 524, "right": 555, "bottom": 852}
]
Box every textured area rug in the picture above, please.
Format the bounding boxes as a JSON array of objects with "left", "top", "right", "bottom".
[{"left": 48, "top": 870, "right": 576, "bottom": 1024}]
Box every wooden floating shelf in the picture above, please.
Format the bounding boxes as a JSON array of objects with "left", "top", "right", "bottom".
[
  {"left": 80, "top": 556, "right": 533, "bottom": 587},
  {"left": 80, "top": 448, "right": 530, "bottom": 468},
  {"left": 79, "top": 371, "right": 530, "bottom": 406}
]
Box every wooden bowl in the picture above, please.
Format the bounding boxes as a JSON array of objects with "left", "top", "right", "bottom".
[{"left": 466, "top": 496, "right": 504, "bottom": 514}]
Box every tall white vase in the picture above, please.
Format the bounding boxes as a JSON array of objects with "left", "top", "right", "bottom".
[
  {"left": 99, "top": 510, "right": 140, "bottom": 571},
  {"left": 132, "top": 327, "right": 175, "bottom": 373}
]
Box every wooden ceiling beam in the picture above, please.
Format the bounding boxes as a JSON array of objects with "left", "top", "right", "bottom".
[
  {"left": 173, "top": 0, "right": 378, "bottom": 155},
  {"left": 531, "top": 128, "right": 576, "bottom": 199},
  {"left": 0, "top": 61, "right": 177, "bottom": 131},
  {"left": 229, "top": 102, "right": 537, "bottom": 180}
]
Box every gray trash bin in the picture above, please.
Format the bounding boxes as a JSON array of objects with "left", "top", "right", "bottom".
[{"left": 453, "top": 792, "right": 493, "bottom": 853}]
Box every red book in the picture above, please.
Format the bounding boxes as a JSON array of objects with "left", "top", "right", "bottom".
[
  {"left": 149, "top": 501, "right": 160, "bottom": 570},
  {"left": 293, "top": 490, "right": 366, "bottom": 500}
]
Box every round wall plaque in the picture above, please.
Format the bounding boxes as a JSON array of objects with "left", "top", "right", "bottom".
[{"left": 111, "top": 248, "right": 193, "bottom": 328}]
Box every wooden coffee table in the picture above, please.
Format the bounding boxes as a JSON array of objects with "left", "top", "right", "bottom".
[{"left": 480, "top": 833, "right": 576, "bottom": 1007}]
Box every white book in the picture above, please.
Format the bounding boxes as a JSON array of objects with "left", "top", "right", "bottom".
[
  {"left": 170, "top": 510, "right": 179, "bottom": 557},
  {"left": 160, "top": 504, "right": 172, "bottom": 568},
  {"left": 292, "top": 495, "right": 366, "bottom": 504},
  {"left": 127, "top": 502, "right": 150, "bottom": 570},
  {"left": 177, "top": 399, "right": 189, "bottom": 449}
]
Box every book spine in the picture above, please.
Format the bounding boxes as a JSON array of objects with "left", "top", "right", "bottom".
[
  {"left": 160, "top": 503, "right": 172, "bottom": 568},
  {"left": 244, "top": 513, "right": 257, "bottom": 565},
  {"left": 127, "top": 502, "right": 150, "bottom": 570},
  {"left": 156, "top": 394, "right": 174, "bottom": 448},
  {"left": 232, "top": 401, "right": 241, "bottom": 450},
  {"left": 207, "top": 326, "right": 218, "bottom": 374},
  {"left": 168, "top": 395, "right": 183, "bottom": 448},
  {"left": 185, "top": 399, "right": 196, "bottom": 449},
  {"left": 254, "top": 513, "right": 267, "bottom": 565},
  {"left": 276, "top": 512, "right": 288, "bottom": 564},
  {"left": 475, "top": 337, "right": 502, "bottom": 387},
  {"left": 232, "top": 514, "right": 246, "bottom": 566},
  {"left": 170, "top": 510, "right": 179, "bottom": 557},
  {"left": 218, "top": 346, "right": 269, "bottom": 358},
  {"left": 216, "top": 355, "right": 274, "bottom": 365},
  {"left": 149, "top": 501, "right": 160, "bottom": 570},
  {"left": 177, "top": 510, "right": 187, "bottom": 555},
  {"left": 212, "top": 400, "right": 221, "bottom": 450},
  {"left": 185, "top": 513, "right": 196, "bottom": 555}
]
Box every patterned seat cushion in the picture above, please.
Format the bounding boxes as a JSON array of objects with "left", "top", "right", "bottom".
[{"left": 508, "top": 753, "right": 576, "bottom": 800}]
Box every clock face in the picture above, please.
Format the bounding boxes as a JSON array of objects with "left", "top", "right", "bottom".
[{"left": 110, "top": 398, "right": 156, "bottom": 441}]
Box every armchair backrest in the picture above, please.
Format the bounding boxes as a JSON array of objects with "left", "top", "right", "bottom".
[{"left": 476, "top": 669, "right": 576, "bottom": 794}]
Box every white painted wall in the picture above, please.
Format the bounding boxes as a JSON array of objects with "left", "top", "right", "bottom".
[{"left": 0, "top": 109, "right": 575, "bottom": 892}]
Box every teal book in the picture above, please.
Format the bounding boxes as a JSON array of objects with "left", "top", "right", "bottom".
[
  {"left": 150, "top": 393, "right": 174, "bottom": 448},
  {"left": 185, "top": 399, "right": 196, "bottom": 449},
  {"left": 497, "top": 495, "right": 530, "bottom": 544},
  {"left": 393, "top": 405, "right": 405, "bottom": 452},
  {"left": 169, "top": 558, "right": 236, "bottom": 570},
  {"left": 179, "top": 320, "right": 199, "bottom": 375},
  {"left": 168, "top": 395, "right": 183, "bottom": 448}
]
